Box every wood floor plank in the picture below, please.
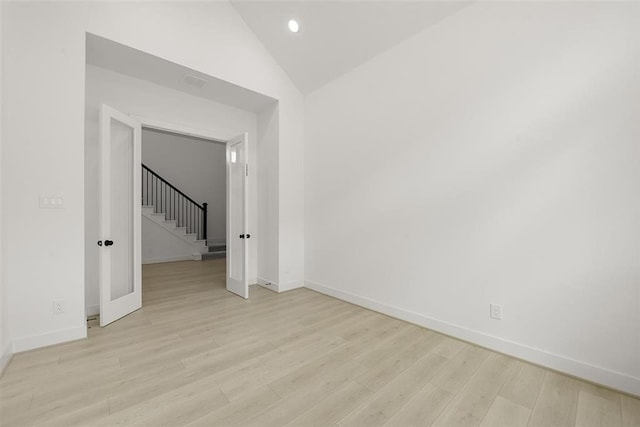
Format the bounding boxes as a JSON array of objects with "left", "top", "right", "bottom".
[
  {"left": 106, "top": 363, "right": 201, "bottom": 414},
  {"left": 430, "top": 344, "right": 491, "bottom": 394},
  {"left": 354, "top": 324, "right": 427, "bottom": 368},
  {"left": 215, "top": 332, "right": 350, "bottom": 402},
  {"left": 433, "top": 337, "right": 467, "bottom": 359},
  {"left": 0, "top": 392, "right": 33, "bottom": 425},
  {"left": 98, "top": 372, "right": 229, "bottom": 425},
  {"left": 354, "top": 330, "right": 443, "bottom": 392},
  {"left": 575, "top": 383, "right": 623, "bottom": 427},
  {"left": 268, "top": 345, "right": 366, "bottom": 399},
  {"left": 431, "top": 352, "right": 519, "bottom": 427},
  {"left": 621, "top": 394, "right": 640, "bottom": 427},
  {"left": 383, "top": 383, "right": 453, "bottom": 427},
  {"left": 36, "top": 400, "right": 110, "bottom": 427},
  {"left": 0, "top": 258, "right": 634, "bottom": 426},
  {"left": 186, "top": 385, "right": 281, "bottom": 427},
  {"left": 479, "top": 395, "right": 531, "bottom": 427},
  {"left": 498, "top": 361, "right": 546, "bottom": 409},
  {"left": 338, "top": 352, "right": 449, "bottom": 426},
  {"left": 121, "top": 385, "right": 230, "bottom": 426},
  {"left": 245, "top": 356, "right": 370, "bottom": 427},
  {"left": 528, "top": 371, "right": 580, "bottom": 427},
  {"left": 286, "top": 381, "right": 372, "bottom": 427}
]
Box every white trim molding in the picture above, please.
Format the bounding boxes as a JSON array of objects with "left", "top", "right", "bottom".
[
  {"left": 131, "top": 115, "right": 230, "bottom": 143},
  {"left": 86, "top": 304, "right": 100, "bottom": 317},
  {"left": 305, "top": 280, "right": 640, "bottom": 397},
  {"left": 142, "top": 255, "right": 198, "bottom": 265},
  {"left": 257, "top": 277, "right": 279, "bottom": 293},
  {"left": 279, "top": 281, "right": 304, "bottom": 293},
  {"left": 12, "top": 326, "right": 87, "bottom": 353},
  {"left": 0, "top": 342, "right": 13, "bottom": 378}
]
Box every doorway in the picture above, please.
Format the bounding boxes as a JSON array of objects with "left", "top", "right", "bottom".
[
  {"left": 97, "top": 105, "right": 250, "bottom": 326},
  {"left": 140, "top": 127, "right": 227, "bottom": 265},
  {"left": 84, "top": 33, "right": 271, "bottom": 326}
]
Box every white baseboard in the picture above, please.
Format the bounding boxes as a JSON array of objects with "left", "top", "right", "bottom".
[
  {"left": 257, "top": 277, "right": 279, "bottom": 293},
  {"left": 0, "top": 342, "right": 13, "bottom": 378},
  {"left": 278, "top": 280, "right": 304, "bottom": 292},
  {"left": 256, "top": 278, "right": 303, "bottom": 293},
  {"left": 142, "top": 255, "right": 195, "bottom": 265},
  {"left": 305, "top": 280, "right": 640, "bottom": 397},
  {"left": 86, "top": 304, "right": 100, "bottom": 317},
  {"left": 12, "top": 326, "right": 87, "bottom": 353}
]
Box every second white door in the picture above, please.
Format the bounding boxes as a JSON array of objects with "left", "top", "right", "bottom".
[{"left": 226, "top": 133, "right": 249, "bottom": 298}]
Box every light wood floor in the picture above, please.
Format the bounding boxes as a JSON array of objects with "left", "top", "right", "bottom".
[{"left": 1, "top": 259, "right": 638, "bottom": 426}]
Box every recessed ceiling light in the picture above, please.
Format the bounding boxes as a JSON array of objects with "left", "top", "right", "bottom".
[{"left": 288, "top": 19, "right": 299, "bottom": 33}]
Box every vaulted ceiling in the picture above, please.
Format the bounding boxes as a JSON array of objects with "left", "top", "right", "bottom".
[{"left": 231, "top": 1, "right": 472, "bottom": 94}]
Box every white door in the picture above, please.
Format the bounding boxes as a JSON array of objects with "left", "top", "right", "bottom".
[
  {"left": 99, "top": 104, "right": 142, "bottom": 326},
  {"left": 226, "top": 133, "right": 249, "bottom": 298}
]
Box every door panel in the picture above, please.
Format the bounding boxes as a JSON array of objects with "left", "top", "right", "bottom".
[
  {"left": 226, "top": 133, "right": 249, "bottom": 299},
  {"left": 99, "top": 104, "right": 142, "bottom": 326},
  {"left": 109, "top": 119, "right": 135, "bottom": 301}
]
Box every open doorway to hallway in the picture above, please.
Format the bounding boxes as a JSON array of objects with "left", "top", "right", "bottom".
[
  {"left": 140, "top": 127, "right": 230, "bottom": 312},
  {"left": 88, "top": 108, "right": 250, "bottom": 326},
  {"left": 141, "top": 128, "right": 227, "bottom": 265}
]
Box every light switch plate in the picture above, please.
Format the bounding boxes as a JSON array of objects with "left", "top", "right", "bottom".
[
  {"left": 490, "top": 304, "right": 503, "bottom": 320},
  {"left": 53, "top": 300, "right": 65, "bottom": 315},
  {"left": 40, "top": 195, "right": 64, "bottom": 208}
]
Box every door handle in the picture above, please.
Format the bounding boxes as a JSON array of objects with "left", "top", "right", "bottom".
[
  {"left": 239, "top": 234, "right": 245, "bottom": 239},
  {"left": 246, "top": 234, "right": 251, "bottom": 239},
  {"left": 104, "top": 240, "right": 114, "bottom": 246}
]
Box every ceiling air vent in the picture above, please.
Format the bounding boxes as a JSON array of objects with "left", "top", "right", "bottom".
[{"left": 184, "top": 74, "right": 208, "bottom": 89}]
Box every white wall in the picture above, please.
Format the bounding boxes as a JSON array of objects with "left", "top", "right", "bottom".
[
  {"left": 85, "top": 64, "right": 259, "bottom": 314},
  {"left": 305, "top": 2, "right": 640, "bottom": 395},
  {"left": 257, "top": 104, "right": 279, "bottom": 286},
  {"left": 3, "top": 2, "right": 303, "bottom": 353},
  {"left": 0, "top": 0, "right": 11, "bottom": 374},
  {"left": 142, "top": 128, "right": 227, "bottom": 243}
]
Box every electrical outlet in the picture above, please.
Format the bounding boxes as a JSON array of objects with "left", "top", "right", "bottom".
[
  {"left": 53, "top": 300, "right": 65, "bottom": 315},
  {"left": 490, "top": 304, "right": 502, "bottom": 320}
]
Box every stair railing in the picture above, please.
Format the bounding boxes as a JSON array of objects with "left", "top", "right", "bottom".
[{"left": 142, "top": 163, "right": 208, "bottom": 241}]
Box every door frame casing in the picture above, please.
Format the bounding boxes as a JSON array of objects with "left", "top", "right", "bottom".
[
  {"left": 131, "top": 116, "right": 229, "bottom": 143},
  {"left": 132, "top": 115, "right": 252, "bottom": 296}
]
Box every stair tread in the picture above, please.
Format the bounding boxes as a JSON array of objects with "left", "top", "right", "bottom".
[
  {"left": 202, "top": 252, "right": 226, "bottom": 259},
  {"left": 141, "top": 202, "right": 205, "bottom": 248}
]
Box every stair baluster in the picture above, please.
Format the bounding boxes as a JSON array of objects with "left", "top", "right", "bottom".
[{"left": 141, "top": 163, "right": 208, "bottom": 241}]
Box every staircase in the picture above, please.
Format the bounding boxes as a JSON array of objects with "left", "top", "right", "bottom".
[
  {"left": 203, "top": 240, "right": 227, "bottom": 260},
  {"left": 142, "top": 164, "right": 226, "bottom": 260},
  {"left": 141, "top": 205, "right": 208, "bottom": 257}
]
